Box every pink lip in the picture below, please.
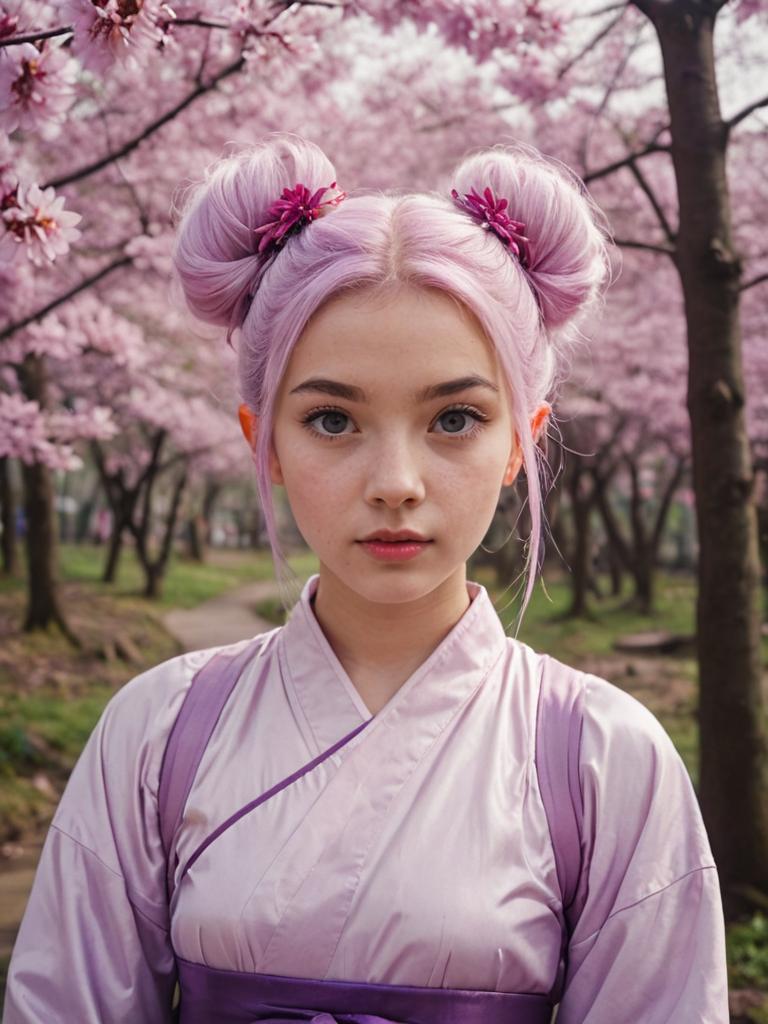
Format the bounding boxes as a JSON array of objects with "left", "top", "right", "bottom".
[
  {"left": 359, "top": 529, "right": 429, "bottom": 542},
  {"left": 358, "top": 539, "right": 432, "bottom": 562}
]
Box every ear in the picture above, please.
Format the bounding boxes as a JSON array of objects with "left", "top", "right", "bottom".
[
  {"left": 502, "top": 402, "right": 551, "bottom": 487},
  {"left": 238, "top": 403, "right": 284, "bottom": 485}
]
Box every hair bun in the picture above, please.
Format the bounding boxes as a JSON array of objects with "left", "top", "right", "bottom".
[
  {"left": 173, "top": 134, "right": 338, "bottom": 332},
  {"left": 449, "top": 144, "right": 610, "bottom": 332}
]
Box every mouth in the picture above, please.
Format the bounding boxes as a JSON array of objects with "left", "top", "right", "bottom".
[
  {"left": 358, "top": 531, "right": 431, "bottom": 543},
  {"left": 357, "top": 536, "right": 433, "bottom": 562}
]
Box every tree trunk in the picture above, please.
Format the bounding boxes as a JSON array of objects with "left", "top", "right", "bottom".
[
  {"left": 17, "top": 354, "right": 79, "bottom": 644},
  {"left": 564, "top": 463, "right": 594, "bottom": 618},
  {"left": 0, "top": 456, "right": 19, "bottom": 576},
  {"left": 641, "top": 0, "right": 768, "bottom": 915},
  {"left": 202, "top": 480, "right": 221, "bottom": 546},
  {"left": 75, "top": 476, "right": 103, "bottom": 544},
  {"left": 185, "top": 514, "right": 205, "bottom": 562},
  {"left": 131, "top": 459, "right": 188, "bottom": 601},
  {"left": 103, "top": 516, "right": 126, "bottom": 583},
  {"left": 606, "top": 541, "right": 623, "bottom": 597}
]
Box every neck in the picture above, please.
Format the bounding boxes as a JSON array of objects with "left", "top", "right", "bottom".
[{"left": 310, "top": 566, "right": 472, "bottom": 714}]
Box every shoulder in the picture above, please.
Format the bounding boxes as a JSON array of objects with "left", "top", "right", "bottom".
[
  {"left": 536, "top": 650, "right": 680, "bottom": 768},
  {"left": 56, "top": 634, "right": 274, "bottom": 816},
  {"left": 98, "top": 640, "right": 245, "bottom": 742},
  {"left": 104, "top": 632, "right": 274, "bottom": 727}
]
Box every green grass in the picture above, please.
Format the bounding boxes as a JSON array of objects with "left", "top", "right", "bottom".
[
  {"left": 0, "top": 543, "right": 318, "bottom": 608},
  {"left": 490, "top": 569, "right": 695, "bottom": 656},
  {"left": 0, "top": 543, "right": 316, "bottom": 840},
  {"left": 58, "top": 544, "right": 303, "bottom": 607},
  {"left": 728, "top": 912, "right": 768, "bottom": 991}
]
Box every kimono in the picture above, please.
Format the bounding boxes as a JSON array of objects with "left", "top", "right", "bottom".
[{"left": 3, "top": 574, "right": 729, "bottom": 1023}]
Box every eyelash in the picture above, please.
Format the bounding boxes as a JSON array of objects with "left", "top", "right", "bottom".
[{"left": 300, "top": 404, "right": 490, "bottom": 443}]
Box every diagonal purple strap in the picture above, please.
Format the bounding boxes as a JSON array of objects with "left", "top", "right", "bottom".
[
  {"left": 158, "top": 640, "right": 262, "bottom": 901},
  {"left": 177, "top": 717, "right": 371, "bottom": 890},
  {"left": 176, "top": 959, "right": 555, "bottom": 1024},
  {"left": 535, "top": 656, "right": 585, "bottom": 938}
]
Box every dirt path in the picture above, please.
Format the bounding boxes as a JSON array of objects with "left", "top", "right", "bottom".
[{"left": 162, "top": 578, "right": 282, "bottom": 652}]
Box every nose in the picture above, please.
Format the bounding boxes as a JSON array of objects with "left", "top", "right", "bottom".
[{"left": 362, "top": 432, "right": 426, "bottom": 509}]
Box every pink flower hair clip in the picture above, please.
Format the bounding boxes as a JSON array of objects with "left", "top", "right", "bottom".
[
  {"left": 254, "top": 181, "right": 347, "bottom": 256},
  {"left": 450, "top": 186, "right": 531, "bottom": 268}
]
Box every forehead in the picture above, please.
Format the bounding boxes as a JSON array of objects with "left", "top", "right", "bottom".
[{"left": 282, "top": 284, "right": 501, "bottom": 392}]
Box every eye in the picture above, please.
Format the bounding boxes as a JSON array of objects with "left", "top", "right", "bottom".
[
  {"left": 432, "top": 405, "right": 488, "bottom": 438},
  {"left": 301, "top": 406, "right": 356, "bottom": 440}
]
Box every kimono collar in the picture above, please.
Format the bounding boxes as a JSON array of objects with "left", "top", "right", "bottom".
[{"left": 278, "top": 574, "right": 509, "bottom": 753}]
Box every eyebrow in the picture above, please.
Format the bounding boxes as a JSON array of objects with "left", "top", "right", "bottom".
[{"left": 289, "top": 374, "right": 500, "bottom": 403}]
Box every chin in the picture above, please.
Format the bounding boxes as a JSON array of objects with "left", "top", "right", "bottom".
[{"left": 327, "top": 558, "right": 462, "bottom": 607}]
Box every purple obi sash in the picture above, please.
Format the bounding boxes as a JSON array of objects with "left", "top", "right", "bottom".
[{"left": 176, "top": 958, "right": 555, "bottom": 1024}]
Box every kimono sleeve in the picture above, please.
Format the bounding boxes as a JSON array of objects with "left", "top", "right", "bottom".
[
  {"left": 554, "top": 673, "right": 729, "bottom": 1024},
  {"left": 2, "top": 650, "right": 206, "bottom": 1024}
]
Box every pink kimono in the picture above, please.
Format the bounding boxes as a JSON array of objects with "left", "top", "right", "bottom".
[{"left": 3, "top": 575, "right": 729, "bottom": 1022}]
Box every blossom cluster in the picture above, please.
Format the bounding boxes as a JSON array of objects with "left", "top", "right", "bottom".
[{"left": 0, "top": 181, "right": 81, "bottom": 267}]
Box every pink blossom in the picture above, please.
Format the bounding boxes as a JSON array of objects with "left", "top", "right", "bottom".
[
  {"left": 0, "top": 5, "right": 19, "bottom": 40},
  {"left": 62, "top": 0, "right": 175, "bottom": 73},
  {"left": 0, "top": 134, "right": 17, "bottom": 194},
  {"left": 0, "top": 39, "right": 78, "bottom": 139},
  {"left": 1, "top": 183, "right": 82, "bottom": 267},
  {"left": 733, "top": 0, "right": 764, "bottom": 22},
  {"left": 0, "top": 393, "right": 83, "bottom": 471},
  {"left": 254, "top": 181, "right": 347, "bottom": 255},
  {"left": 450, "top": 185, "right": 531, "bottom": 266}
]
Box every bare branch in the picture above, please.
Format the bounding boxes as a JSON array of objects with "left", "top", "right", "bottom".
[
  {"left": 583, "top": 137, "right": 669, "bottom": 183},
  {"left": 725, "top": 93, "right": 768, "bottom": 136},
  {"left": 0, "top": 255, "right": 132, "bottom": 342},
  {"left": 740, "top": 272, "right": 768, "bottom": 292},
  {"left": 557, "top": 7, "right": 626, "bottom": 80},
  {"left": 613, "top": 237, "right": 676, "bottom": 257},
  {"left": 44, "top": 56, "right": 246, "bottom": 191},
  {"left": 573, "top": 3, "right": 627, "bottom": 17},
  {"left": 0, "top": 26, "right": 72, "bottom": 48},
  {"left": 626, "top": 156, "right": 676, "bottom": 242},
  {"left": 577, "top": 21, "right": 646, "bottom": 171},
  {"left": 172, "top": 17, "right": 231, "bottom": 29},
  {"left": 277, "top": 1, "right": 345, "bottom": 9},
  {"left": 630, "top": 0, "right": 664, "bottom": 18}
]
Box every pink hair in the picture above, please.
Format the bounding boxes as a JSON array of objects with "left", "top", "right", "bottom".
[{"left": 173, "top": 134, "right": 609, "bottom": 628}]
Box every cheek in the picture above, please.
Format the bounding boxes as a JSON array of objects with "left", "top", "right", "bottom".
[{"left": 280, "top": 455, "right": 354, "bottom": 532}]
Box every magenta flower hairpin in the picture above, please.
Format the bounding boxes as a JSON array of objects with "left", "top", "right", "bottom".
[
  {"left": 254, "top": 181, "right": 347, "bottom": 256},
  {"left": 450, "top": 186, "right": 531, "bottom": 268}
]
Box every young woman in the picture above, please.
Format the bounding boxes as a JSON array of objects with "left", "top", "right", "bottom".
[{"left": 4, "top": 135, "right": 729, "bottom": 1023}]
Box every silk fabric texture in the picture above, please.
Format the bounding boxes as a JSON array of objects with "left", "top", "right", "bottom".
[{"left": 4, "top": 575, "right": 729, "bottom": 1022}]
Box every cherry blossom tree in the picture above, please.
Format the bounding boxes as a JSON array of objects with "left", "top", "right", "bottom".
[
  {"left": 2, "top": 0, "right": 767, "bottom": 914},
  {"left": 0, "top": 1, "right": 567, "bottom": 634}
]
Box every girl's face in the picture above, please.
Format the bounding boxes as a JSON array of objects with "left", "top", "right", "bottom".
[{"left": 262, "top": 283, "right": 536, "bottom": 607}]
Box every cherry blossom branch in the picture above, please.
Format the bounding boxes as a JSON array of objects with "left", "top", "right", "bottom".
[
  {"left": 740, "top": 272, "right": 768, "bottom": 292},
  {"left": 724, "top": 93, "right": 768, "bottom": 135},
  {"left": 172, "top": 18, "right": 231, "bottom": 29},
  {"left": 0, "top": 254, "right": 133, "bottom": 342},
  {"left": 0, "top": 27, "right": 73, "bottom": 48},
  {"left": 44, "top": 56, "right": 246, "bottom": 191},
  {"left": 278, "top": 1, "right": 344, "bottom": 8},
  {"left": 0, "top": 14, "right": 281, "bottom": 47}
]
